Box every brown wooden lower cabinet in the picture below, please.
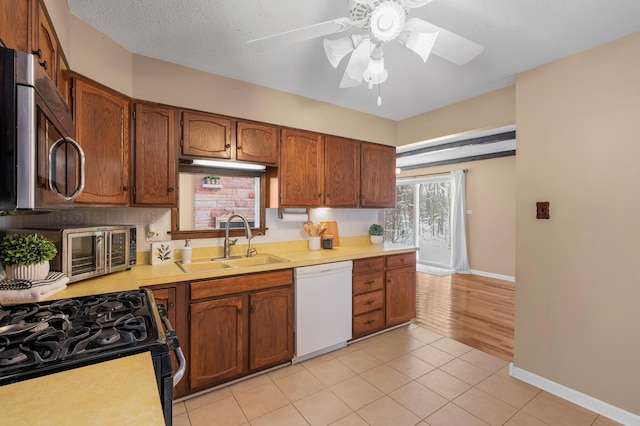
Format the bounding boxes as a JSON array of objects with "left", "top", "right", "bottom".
[
  {"left": 187, "top": 270, "right": 294, "bottom": 392},
  {"left": 249, "top": 287, "right": 293, "bottom": 370},
  {"left": 351, "top": 252, "right": 417, "bottom": 340}
]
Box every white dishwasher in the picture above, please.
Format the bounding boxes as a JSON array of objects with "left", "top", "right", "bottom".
[{"left": 293, "top": 260, "right": 353, "bottom": 363}]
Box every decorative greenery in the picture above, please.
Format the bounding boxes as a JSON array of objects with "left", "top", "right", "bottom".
[
  {"left": 368, "top": 224, "right": 384, "bottom": 236},
  {"left": 0, "top": 234, "right": 57, "bottom": 266},
  {"left": 155, "top": 244, "right": 172, "bottom": 263}
]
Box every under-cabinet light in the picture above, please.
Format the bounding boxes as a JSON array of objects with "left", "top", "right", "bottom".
[{"left": 191, "top": 159, "right": 266, "bottom": 171}]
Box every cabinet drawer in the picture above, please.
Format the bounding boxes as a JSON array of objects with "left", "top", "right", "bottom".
[
  {"left": 191, "top": 270, "right": 293, "bottom": 300},
  {"left": 385, "top": 252, "right": 416, "bottom": 269},
  {"left": 353, "top": 290, "right": 383, "bottom": 316},
  {"left": 353, "top": 309, "right": 384, "bottom": 337},
  {"left": 352, "top": 271, "right": 384, "bottom": 295},
  {"left": 352, "top": 257, "right": 384, "bottom": 274}
]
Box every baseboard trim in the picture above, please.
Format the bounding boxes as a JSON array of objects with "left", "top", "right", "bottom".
[
  {"left": 470, "top": 269, "right": 515, "bottom": 282},
  {"left": 509, "top": 363, "right": 639, "bottom": 425}
]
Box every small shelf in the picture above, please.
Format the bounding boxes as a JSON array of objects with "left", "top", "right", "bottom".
[{"left": 202, "top": 184, "right": 223, "bottom": 189}]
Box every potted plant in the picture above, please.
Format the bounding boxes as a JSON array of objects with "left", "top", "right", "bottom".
[
  {"left": 368, "top": 224, "right": 384, "bottom": 244},
  {"left": 0, "top": 233, "right": 57, "bottom": 280}
]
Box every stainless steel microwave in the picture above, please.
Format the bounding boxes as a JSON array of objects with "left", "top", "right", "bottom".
[
  {"left": 5, "top": 225, "right": 137, "bottom": 283},
  {"left": 0, "top": 46, "right": 85, "bottom": 214}
]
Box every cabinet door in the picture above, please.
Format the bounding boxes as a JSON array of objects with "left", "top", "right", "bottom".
[
  {"left": 279, "top": 129, "right": 324, "bottom": 207},
  {"left": 249, "top": 287, "right": 293, "bottom": 370},
  {"left": 74, "top": 76, "right": 130, "bottom": 205},
  {"left": 181, "top": 111, "right": 231, "bottom": 159},
  {"left": 132, "top": 102, "right": 177, "bottom": 206},
  {"left": 189, "top": 295, "right": 244, "bottom": 389},
  {"left": 385, "top": 266, "right": 416, "bottom": 326},
  {"left": 361, "top": 143, "right": 396, "bottom": 207},
  {"left": 236, "top": 121, "right": 278, "bottom": 165},
  {"left": 34, "top": 2, "right": 58, "bottom": 85},
  {"left": 0, "top": 0, "right": 30, "bottom": 51},
  {"left": 324, "top": 136, "right": 360, "bottom": 207}
]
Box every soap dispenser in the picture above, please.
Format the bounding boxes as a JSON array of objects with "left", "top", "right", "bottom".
[{"left": 182, "top": 239, "right": 192, "bottom": 264}]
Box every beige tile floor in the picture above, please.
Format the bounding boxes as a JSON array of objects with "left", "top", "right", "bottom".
[{"left": 172, "top": 323, "right": 620, "bottom": 426}]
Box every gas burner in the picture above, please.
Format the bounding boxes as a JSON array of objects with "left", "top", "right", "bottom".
[
  {"left": 0, "top": 305, "right": 39, "bottom": 326},
  {"left": 114, "top": 315, "right": 148, "bottom": 341},
  {"left": 95, "top": 329, "right": 121, "bottom": 346},
  {"left": 100, "top": 301, "right": 124, "bottom": 312},
  {"left": 50, "top": 299, "right": 81, "bottom": 319},
  {"left": 0, "top": 347, "right": 28, "bottom": 366},
  {"left": 116, "top": 291, "right": 144, "bottom": 309}
]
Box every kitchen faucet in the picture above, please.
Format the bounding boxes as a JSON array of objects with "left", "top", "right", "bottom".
[{"left": 222, "top": 214, "right": 252, "bottom": 259}]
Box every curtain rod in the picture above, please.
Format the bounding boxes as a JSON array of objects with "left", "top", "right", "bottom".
[{"left": 398, "top": 168, "right": 468, "bottom": 180}]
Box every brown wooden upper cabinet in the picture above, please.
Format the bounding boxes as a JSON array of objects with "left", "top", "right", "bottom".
[
  {"left": 180, "top": 111, "right": 232, "bottom": 159},
  {"left": 361, "top": 142, "right": 396, "bottom": 208},
  {"left": 132, "top": 102, "right": 178, "bottom": 207},
  {"left": 324, "top": 136, "right": 361, "bottom": 207},
  {"left": 34, "top": 1, "right": 58, "bottom": 86},
  {"left": 0, "top": 0, "right": 70, "bottom": 105},
  {"left": 279, "top": 129, "right": 324, "bottom": 207},
  {"left": 236, "top": 121, "right": 278, "bottom": 165},
  {"left": 72, "top": 75, "right": 131, "bottom": 206},
  {"left": 180, "top": 111, "right": 278, "bottom": 166},
  {"left": 0, "top": 0, "right": 31, "bottom": 52}
]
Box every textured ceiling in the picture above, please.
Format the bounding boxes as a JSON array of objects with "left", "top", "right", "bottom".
[{"left": 67, "top": 0, "right": 640, "bottom": 121}]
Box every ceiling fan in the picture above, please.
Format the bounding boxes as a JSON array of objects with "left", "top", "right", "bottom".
[{"left": 247, "top": 0, "right": 484, "bottom": 100}]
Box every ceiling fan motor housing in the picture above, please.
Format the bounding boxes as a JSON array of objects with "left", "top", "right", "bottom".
[{"left": 350, "top": 0, "right": 409, "bottom": 40}]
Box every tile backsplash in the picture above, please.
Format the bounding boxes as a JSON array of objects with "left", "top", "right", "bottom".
[{"left": 0, "top": 207, "right": 381, "bottom": 254}]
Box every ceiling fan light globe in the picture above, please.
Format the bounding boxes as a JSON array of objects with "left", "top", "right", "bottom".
[
  {"left": 323, "top": 34, "right": 366, "bottom": 68},
  {"left": 400, "top": 30, "right": 439, "bottom": 62}
]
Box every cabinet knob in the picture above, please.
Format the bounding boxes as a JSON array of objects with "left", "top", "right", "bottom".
[
  {"left": 365, "top": 319, "right": 376, "bottom": 325},
  {"left": 237, "top": 145, "right": 243, "bottom": 151},
  {"left": 123, "top": 186, "right": 130, "bottom": 191},
  {"left": 225, "top": 144, "right": 231, "bottom": 149},
  {"left": 32, "top": 49, "right": 42, "bottom": 59},
  {"left": 365, "top": 300, "right": 374, "bottom": 306},
  {"left": 251, "top": 305, "right": 256, "bottom": 312},
  {"left": 237, "top": 308, "right": 243, "bottom": 315},
  {"left": 168, "top": 187, "right": 175, "bottom": 192},
  {"left": 39, "top": 60, "right": 48, "bottom": 70},
  {"left": 326, "top": 193, "right": 331, "bottom": 198},
  {"left": 365, "top": 280, "right": 374, "bottom": 286}
]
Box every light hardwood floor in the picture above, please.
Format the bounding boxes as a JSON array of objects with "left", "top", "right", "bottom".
[{"left": 415, "top": 272, "right": 515, "bottom": 361}]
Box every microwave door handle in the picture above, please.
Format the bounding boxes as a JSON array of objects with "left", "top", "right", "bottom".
[{"left": 48, "top": 137, "right": 86, "bottom": 201}]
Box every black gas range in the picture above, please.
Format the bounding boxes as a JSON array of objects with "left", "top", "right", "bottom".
[{"left": 0, "top": 289, "right": 184, "bottom": 425}]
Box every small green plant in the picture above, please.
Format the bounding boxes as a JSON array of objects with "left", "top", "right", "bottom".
[
  {"left": 0, "top": 234, "right": 57, "bottom": 266},
  {"left": 368, "top": 224, "right": 384, "bottom": 236}
]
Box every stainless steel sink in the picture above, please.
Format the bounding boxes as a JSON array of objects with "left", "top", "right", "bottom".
[{"left": 176, "top": 254, "right": 289, "bottom": 273}]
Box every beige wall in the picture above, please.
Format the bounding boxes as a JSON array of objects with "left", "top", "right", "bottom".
[
  {"left": 515, "top": 32, "right": 640, "bottom": 413},
  {"left": 397, "top": 86, "right": 515, "bottom": 146},
  {"left": 399, "top": 155, "right": 516, "bottom": 277}
]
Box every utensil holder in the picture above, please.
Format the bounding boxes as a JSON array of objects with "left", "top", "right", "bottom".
[{"left": 308, "top": 237, "right": 320, "bottom": 250}]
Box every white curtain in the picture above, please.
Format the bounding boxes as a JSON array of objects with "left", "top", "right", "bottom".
[{"left": 450, "top": 170, "right": 470, "bottom": 273}]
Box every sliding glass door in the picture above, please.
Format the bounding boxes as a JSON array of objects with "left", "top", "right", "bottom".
[{"left": 385, "top": 176, "right": 452, "bottom": 268}]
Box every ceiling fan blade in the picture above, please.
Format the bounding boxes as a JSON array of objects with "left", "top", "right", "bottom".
[
  {"left": 339, "top": 39, "right": 373, "bottom": 88},
  {"left": 403, "top": 18, "right": 484, "bottom": 65},
  {"left": 399, "top": 0, "right": 436, "bottom": 8},
  {"left": 247, "top": 18, "right": 353, "bottom": 52}
]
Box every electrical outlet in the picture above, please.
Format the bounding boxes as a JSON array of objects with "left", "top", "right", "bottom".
[{"left": 146, "top": 225, "right": 162, "bottom": 242}]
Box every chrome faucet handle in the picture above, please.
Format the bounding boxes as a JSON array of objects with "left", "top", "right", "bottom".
[
  {"left": 247, "top": 247, "right": 258, "bottom": 257},
  {"left": 229, "top": 239, "right": 238, "bottom": 246}
]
